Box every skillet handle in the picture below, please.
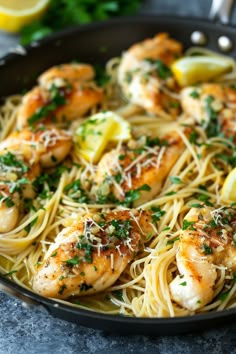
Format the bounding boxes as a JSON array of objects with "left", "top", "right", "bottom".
[{"left": 209, "top": 0, "right": 235, "bottom": 24}]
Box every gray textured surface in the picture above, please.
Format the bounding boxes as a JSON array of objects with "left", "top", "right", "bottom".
[{"left": 1, "top": 0, "right": 236, "bottom": 353}]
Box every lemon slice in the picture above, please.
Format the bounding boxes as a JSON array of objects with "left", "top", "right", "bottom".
[
  {"left": 171, "top": 56, "right": 233, "bottom": 87},
  {"left": 0, "top": 0, "right": 49, "bottom": 32},
  {"left": 221, "top": 168, "right": 236, "bottom": 201},
  {"left": 75, "top": 111, "right": 131, "bottom": 163}
]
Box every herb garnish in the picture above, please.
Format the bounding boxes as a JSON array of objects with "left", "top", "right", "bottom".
[
  {"left": 151, "top": 206, "right": 166, "bottom": 223},
  {"left": 112, "top": 290, "right": 124, "bottom": 301},
  {"left": 64, "top": 179, "right": 89, "bottom": 203},
  {"left": 80, "top": 283, "right": 93, "bottom": 291},
  {"left": 110, "top": 219, "right": 131, "bottom": 240},
  {"left": 179, "top": 281, "right": 187, "bottom": 286},
  {"left": 123, "top": 184, "right": 151, "bottom": 207},
  {"left": 77, "top": 242, "right": 93, "bottom": 263},
  {"left": 189, "top": 90, "right": 200, "bottom": 99},
  {"left": 27, "top": 85, "right": 68, "bottom": 126},
  {"left": 58, "top": 284, "right": 67, "bottom": 295},
  {"left": 24, "top": 217, "right": 38, "bottom": 233},
  {"left": 182, "top": 220, "right": 196, "bottom": 231},
  {"left": 65, "top": 254, "right": 80, "bottom": 267},
  {"left": 201, "top": 244, "right": 213, "bottom": 255},
  {"left": 170, "top": 176, "right": 182, "bottom": 184},
  {"left": 145, "top": 58, "right": 172, "bottom": 80},
  {"left": 20, "top": 0, "right": 142, "bottom": 45},
  {"left": 166, "top": 237, "right": 180, "bottom": 246},
  {"left": 0, "top": 151, "right": 28, "bottom": 174},
  {"left": 3, "top": 270, "right": 17, "bottom": 277},
  {"left": 4, "top": 197, "right": 15, "bottom": 208},
  {"left": 204, "top": 95, "right": 221, "bottom": 138}
]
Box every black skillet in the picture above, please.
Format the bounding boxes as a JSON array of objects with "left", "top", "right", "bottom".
[{"left": 0, "top": 13, "right": 236, "bottom": 335}]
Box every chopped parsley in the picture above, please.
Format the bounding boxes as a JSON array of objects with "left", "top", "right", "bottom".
[
  {"left": 118, "top": 154, "right": 125, "bottom": 160},
  {"left": 27, "top": 84, "right": 68, "bottom": 126},
  {"left": 4, "top": 197, "right": 15, "bottom": 208},
  {"left": 0, "top": 151, "right": 28, "bottom": 174},
  {"left": 33, "top": 165, "right": 69, "bottom": 198},
  {"left": 80, "top": 283, "right": 93, "bottom": 291},
  {"left": 201, "top": 243, "right": 213, "bottom": 255},
  {"left": 94, "top": 64, "right": 110, "bottom": 87},
  {"left": 220, "top": 291, "right": 230, "bottom": 302},
  {"left": 123, "top": 184, "right": 151, "bottom": 207},
  {"left": 64, "top": 179, "right": 89, "bottom": 203},
  {"left": 150, "top": 206, "right": 166, "bottom": 223},
  {"left": 196, "top": 193, "right": 213, "bottom": 206},
  {"left": 188, "top": 203, "right": 204, "bottom": 208},
  {"left": 170, "top": 176, "right": 182, "bottom": 184},
  {"left": 3, "top": 270, "right": 17, "bottom": 277},
  {"left": 58, "top": 284, "right": 67, "bottom": 295},
  {"left": 65, "top": 254, "right": 80, "bottom": 267},
  {"left": 77, "top": 242, "right": 93, "bottom": 263},
  {"left": 24, "top": 217, "right": 38, "bottom": 233},
  {"left": 182, "top": 220, "right": 196, "bottom": 231},
  {"left": 179, "top": 281, "right": 187, "bottom": 286},
  {"left": 204, "top": 95, "right": 221, "bottom": 138},
  {"left": 189, "top": 130, "right": 199, "bottom": 145},
  {"left": 145, "top": 58, "right": 172, "bottom": 80},
  {"left": 110, "top": 219, "right": 131, "bottom": 240},
  {"left": 166, "top": 237, "right": 180, "bottom": 245},
  {"left": 189, "top": 90, "right": 200, "bottom": 99},
  {"left": 112, "top": 290, "right": 124, "bottom": 301},
  {"left": 165, "top": 191, "right": 177, "bottom": 196},
  {"left": 9, "top": 177, "right": 29, "bottom": 194}
]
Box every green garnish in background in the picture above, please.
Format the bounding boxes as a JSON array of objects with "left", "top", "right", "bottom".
[{"left": 20, "top": 0, "right": 142, "bottom": 45}]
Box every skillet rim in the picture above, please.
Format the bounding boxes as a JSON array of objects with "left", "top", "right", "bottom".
[{"left": 0, "top": 14, "right": 236, "bottom": 333}]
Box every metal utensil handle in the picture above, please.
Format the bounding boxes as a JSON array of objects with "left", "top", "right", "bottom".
[{"left": 209, "top": 0, "right": 235, "bottom": 24}]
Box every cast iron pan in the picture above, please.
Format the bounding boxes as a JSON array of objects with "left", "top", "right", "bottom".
[{"left": 0, "top": 15, "right": 236, "bottom": 335}]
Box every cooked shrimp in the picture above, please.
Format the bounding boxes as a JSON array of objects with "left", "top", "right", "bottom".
[
  {"left": 0, "top": 127, "right": 72, "bottom": 232},
  {"left": 0, "top": 184, "right": 20, "bottom": 233},
  {"left": 181, "top": 84, "right": 236, "bottom": 140},
  {"left": 0, "top": 128, "right": 72, "bottom": 168},
  {"left": 118, "top": 33, "right": 183, "bottom": 117},
  {"left": 92, "top": 130, "right": 187, "bottom": 207},
  {"left": 0, "top": 144, "right": 40, "bottom": 232},
  {"left": 170, "top": 206, "right": 236, "bottom": 311},
  {"left": 32, "top": 209, "right": 154, "bottom": 299},
  {"left": 17, "top": 64, "right": 103, "bottom": 129},
  {"left": 38, "top": 63, "right": 95, "bottom": 86}
]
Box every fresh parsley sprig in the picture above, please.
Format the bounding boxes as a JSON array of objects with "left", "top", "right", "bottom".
[{"left": 20, "top": 0, "right": 142, "bottom": 45}]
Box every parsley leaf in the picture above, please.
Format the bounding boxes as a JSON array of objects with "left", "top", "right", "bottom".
[
  {"left": 201, "top": 243, "right": 213, "bottom": 255},
  {"left": 182, "top": 220, "right": 196, "bottom": 231},
  {"left": 123, "top": 184, "right": 151, "bottom": 206},
  {"left": 170, "top": 176, "right": 182, "bottom": 184},
  {"left": 110, "top": 219, "right": 131, "bottom": 240},
  {"left": 20, "top": 0, "right": 142, "bottom": 45},
  {"left": 64, "top": 179, "right": 89, "bottom": 203},
  {"left": 151, "top": 206, "right": 166, "bottom": 223},
  {"left": 204, "top": 95, "right": 221, "bottom": 138},
  {"left": 66, "top": 255, "right": 80, "bottom": 267},
  {"left": 27, "top": 85, "right": 67, "bottom": 126},
  {"left": 189, "top": 90, "right": 200, "bottom": 99}
]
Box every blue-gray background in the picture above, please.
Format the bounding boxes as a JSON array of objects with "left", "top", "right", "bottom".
[{"left": 1, "top": 0, "right": 236, "bottom": 353}]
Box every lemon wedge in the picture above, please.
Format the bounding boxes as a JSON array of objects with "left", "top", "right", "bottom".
[
  {"left": 221, "top": 168, "right": 236, "bottom": 201},
  {"left": 171, "top": 56, "right": 233, "bottom": 87},
  {"left": 75, "top": 111, "right": 131, "bottom": 163},
  {"left": 0, "top": 0, "right": 49, "bottom": 32}
]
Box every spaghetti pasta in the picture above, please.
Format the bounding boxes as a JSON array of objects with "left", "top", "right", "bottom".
[{"left": 0, "top": 35, "right": 236, "bottom": 317}]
